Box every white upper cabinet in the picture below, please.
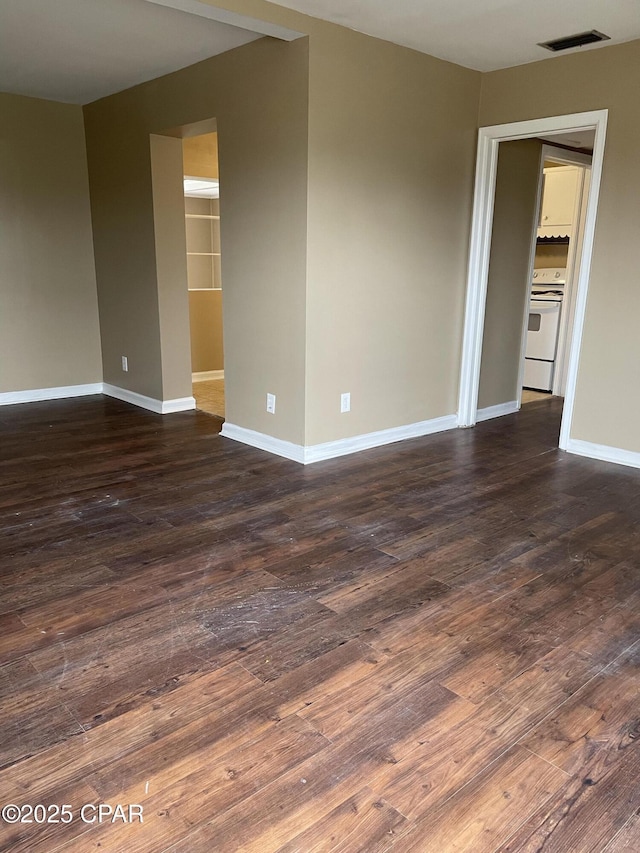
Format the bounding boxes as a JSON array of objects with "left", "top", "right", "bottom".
[{"left": 538, "top": 166, "right": 580, "bottom": 239}]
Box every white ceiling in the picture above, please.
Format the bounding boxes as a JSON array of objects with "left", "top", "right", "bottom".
[
  {"left": 0, "top": 0, "right": 294, "bottom": 105},
  {"left": 265, "top": 0, "right": 640, "bottom": 71},
  {"left": 1, "top": 0, "right": 638, "bottom": 106}
]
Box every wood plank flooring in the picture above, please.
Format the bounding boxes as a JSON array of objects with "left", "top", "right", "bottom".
[{"left": 0, "top": 394, "right": 639, "bottom": 852}]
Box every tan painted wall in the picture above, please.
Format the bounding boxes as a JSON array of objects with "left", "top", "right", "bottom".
[
  {"left": 478, "top": 139, "right": 541, "bottom": 410},
  {"left": 480, "top": 39, "right": 640, "bottom": 453},
  {"left": 84, "top": 37, "right": 310, "bottom": 440},
  {"left": 85, "top": 0, "right": 481, "bottom": 447},
  {"left": 144, "top": 0, "right": 481, "bottom": 446},
  {"left": 0, "top": 93, "right": 102, "bottom": 393},
  {"left": 183, "top": 133, "right": 219, "bottom": 179},
  {"left": 304, "top": 25, "right": 480, "bottom": 444},
  {"left": 189, "top": 291, "right": 224, "bottom": 372}
]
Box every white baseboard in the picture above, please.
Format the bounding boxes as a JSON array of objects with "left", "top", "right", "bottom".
[
  {"left": 475, "top": 400, "right": 519, "bottom": 423},
  {"left": 222, "top": 413, "right": 457, "bottom": 465},
  {"left": 220, "top": 423, "right": 305, "bottom": 463},
  {"left": 192, "top": 370, "right": 224, "bottom": 382},
  {"left": 303, "top": 414, "right": 458, "bottom": 463},
  {"left": 565, "top": 438, "right": 640, "bottom": 470},
  {"left": 160, "top": 396, "right": 197, "bottom": 414},
  {"left": 0, "top": 382, "right": 195, "bottom": 415},
  {"left": 103, "top": 384, "right": 195, "bottom": 414},
  {"left": 0, "top": 383, "right": 103, "bottom": 406}
]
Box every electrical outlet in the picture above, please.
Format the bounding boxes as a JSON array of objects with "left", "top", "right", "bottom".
[
  {"left": 121, "top": 356, "right": 128, "bottom": 372},
  {"left": 341, "top": 392, "right": 351, "bottom": 413},
  {"left": 266, "top": 393, "right": 276, "bottom": 414}
]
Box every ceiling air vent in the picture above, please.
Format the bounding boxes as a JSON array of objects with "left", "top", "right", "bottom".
[{"left": 539, "top": 30, "right": 610, "bottom": 52}]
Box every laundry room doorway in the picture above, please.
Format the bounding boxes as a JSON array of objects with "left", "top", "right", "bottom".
[{"left": 182, "top": 130, "right": 226, "bottom": 421}]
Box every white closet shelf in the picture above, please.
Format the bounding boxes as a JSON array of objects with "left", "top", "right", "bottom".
[{"left": 185, "top": 214, "right": 220, "bottom": 220}]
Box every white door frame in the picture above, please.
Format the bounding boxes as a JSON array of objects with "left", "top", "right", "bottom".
[
  {"left": 457, "top": 110, "right": 608, "bottom": 451},
  {"left": 539, "top": 146, "right": 592, "bottom": 398}
]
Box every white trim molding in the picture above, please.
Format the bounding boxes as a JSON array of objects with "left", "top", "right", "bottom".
[
  {"left": 1, "top": 382, "right": 195, "bottom": 414},
  {"left": 476, "top": 400, "right": 519, "bottom": 423},
  {"left": 457, "top": 109, "right": 609, "bottom": 455},
  {"left": 192, "top": 370, "right": 224, "bottom": 382},
  {"left": 302, "top": 414, "right": 458, "bottom": 464},
  {"left": 161, "top": 396, "right": 197, "bottom": 414},
  {"left": 222, "top": 413, "right": 457, "bottom": 465},
  {"left": 103, "top": 384, "right": 195, "bottom": 414},
  {"left": 565, "top": 439, "right": 640, "bottom": 471},
  {"left": 0, "top": 383, "right": 103, "bottom": 406},
  {"left": 221, "top": 423, "right": 305, "bottom": 463}
]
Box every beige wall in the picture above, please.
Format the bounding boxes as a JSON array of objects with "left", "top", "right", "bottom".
[
  {"left": 189, "top": 291, "right": 224, "bottom": 372},
  {"left": 480, "top": 39, "right": 640, "bottom": 453},
  {"left": 0, "top": 93, "right": 102, "bottom": 393},
  {"left": 478, "top": 139, "right": 541, "bottom": 409},
  {"left": 85, "top": 0, "right": 481, "bottom": 448},
  {"left": 304, "top": 25, "right": 480, "bottom": 444},
  {"left": 84, "top": 37, "right": 310, "bottom": 440},
  {"left": 84, "top": 1, "right": 481, "bottom": 447},
  {"left": 197, "top": 2, "right": 480, "bottom": 446}
]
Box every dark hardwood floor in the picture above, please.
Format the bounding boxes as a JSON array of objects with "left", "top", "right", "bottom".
[{"left": 1, "top": 394, "right": 639, "bottom": 852}]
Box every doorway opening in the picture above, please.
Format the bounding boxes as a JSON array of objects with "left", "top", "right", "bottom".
[
  {"left": 458, "top": 110, "right": 608, "bottom": 451},
  {"left": 182, "top": 132, "right": 225, "bottom": 420},
  {"left": 522, "top": 142, "right": 592, "bottom": 407}
]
